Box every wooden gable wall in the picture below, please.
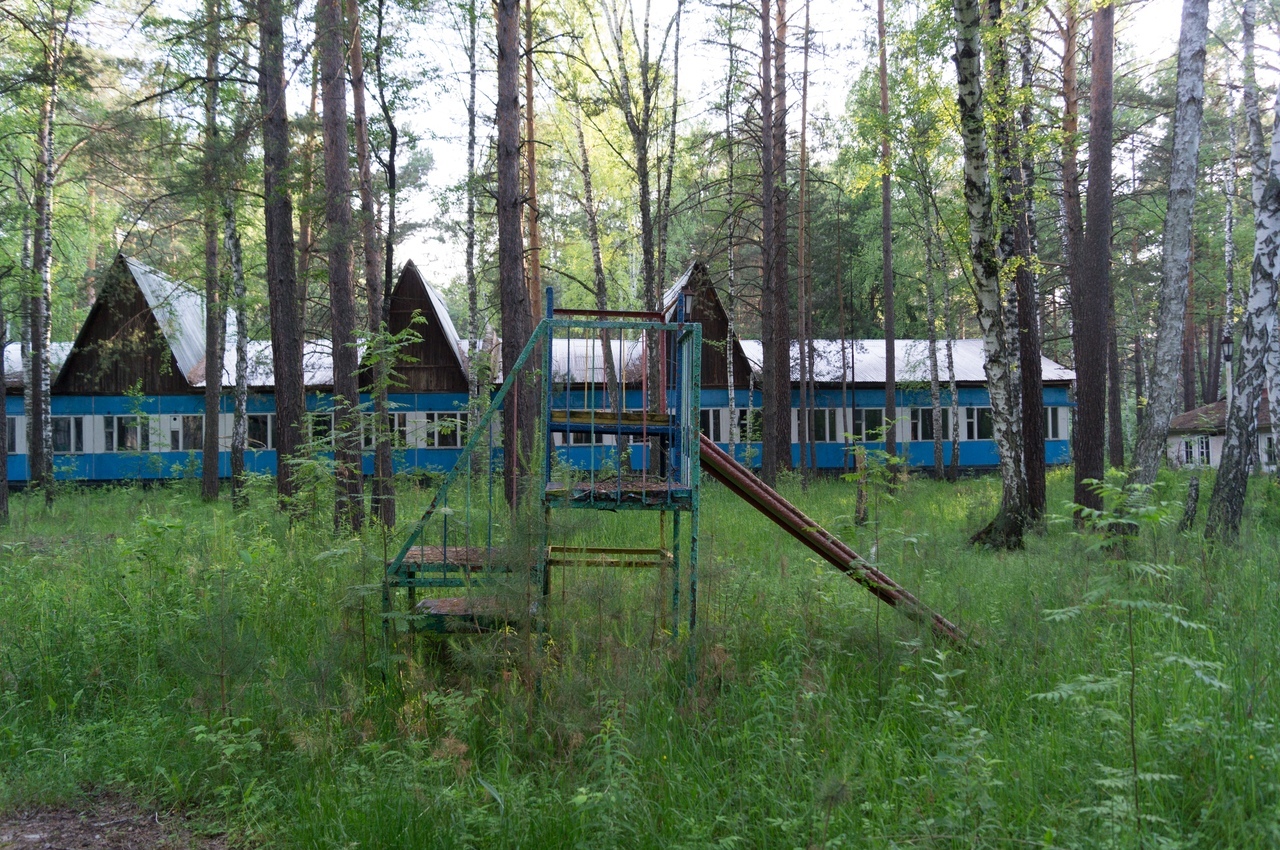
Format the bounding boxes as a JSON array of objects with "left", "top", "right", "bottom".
[
  {"left": 53, "top": 256, "right": 191, "bottom": 395},
  {"left": 681, "top": 263, "right": 751, "bottom": 390},
  {"left": 373, "top": 262, "right": 469, "bottom": 393}
]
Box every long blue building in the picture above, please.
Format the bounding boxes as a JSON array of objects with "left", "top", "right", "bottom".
[{"left": 3, "top": 256, "right": 1073, "bottom": 483}]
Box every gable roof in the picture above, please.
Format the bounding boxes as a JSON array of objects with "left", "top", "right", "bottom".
[
  {"left": 4, "top": 342, "right": 73, "bottom": 389},
  {"left": 1169, "top": 391, "right": 1274, "bottom": 435},
  {"left": 738, "top": 338, "right": 1076, "bottom": 384},
  {"left": 401, "top": 260, "right": 468, "bottom": 376}
]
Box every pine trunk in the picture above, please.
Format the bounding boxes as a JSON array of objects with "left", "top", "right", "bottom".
[
  {"left": 258, "top": 0, "right": 305, "bottom": 507},
  {"left": 318, "top": 0, "right": 364, "bottom": 532},
  {"left": 202, "top": 0, "right": 224, "bottom": 502},
  {"left": 348, "top": 0, "right": 394, "bottom": 528},
  {"left": 497, "top": 0, "right": 536, "bottom": 508},
  {"left": 759, "top": 0, "right": 779, "bottom": 485},
  {"left": 879, "top": 0, "right": 896, "bottom": 465},
  {"left": 1015, "top": 6, "right": 1044, "bottom": 515}
]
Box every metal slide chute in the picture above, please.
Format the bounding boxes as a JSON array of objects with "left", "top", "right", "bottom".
[{"left": 698, "top": 435, "right": 965, "bottom": 644}]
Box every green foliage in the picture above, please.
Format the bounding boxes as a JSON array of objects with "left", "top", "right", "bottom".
[{"left": 0, "top": 470, "right": 1275, "bottom": 846}]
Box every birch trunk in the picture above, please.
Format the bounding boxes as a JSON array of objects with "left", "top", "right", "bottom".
[
  {"left": 1130, "top": 0, "right": 1210, "bottom": 487},
  {"left": 1015, "top": 3, "right": 1044, "bottom": 515},
  {"left": 31, "top": 84, "right": 57, "bottom": 506},
  {"left": 923, "top": 205, "right": 945, "bottom": 477},
  {"left": 953, "top": 0, "right": 1027, "bottom": 546},
  {"left": 318, "top": 0, "right": 364, "bottom": 531},
  {"left": 1206, "top": 94, "right": 1280, "bottom": 539},
  {"left": 878, "top": 0, "right": 896, "bottom": 467}
]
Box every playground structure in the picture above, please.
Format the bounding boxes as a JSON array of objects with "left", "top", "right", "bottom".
[{"left": 381, "top": 288, "right": 964, "bottom": 646}]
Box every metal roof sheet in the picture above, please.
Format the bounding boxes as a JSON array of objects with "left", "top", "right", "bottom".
[
  {"left": 4, "top": 342, "right": 73, "bottom": 388},
  {"left": 738, "top": 338, "right": 1075, "bottom": 384}
]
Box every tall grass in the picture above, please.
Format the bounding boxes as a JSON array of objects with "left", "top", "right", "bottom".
[{"left": 1, "top": 468, "right": 1278, "bottom": 847}]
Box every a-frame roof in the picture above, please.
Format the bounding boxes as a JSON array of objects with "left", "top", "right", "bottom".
[{"left": 368, "top": 260, "right": 470, "bottom": 393}]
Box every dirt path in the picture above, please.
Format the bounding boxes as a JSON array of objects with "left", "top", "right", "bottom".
[{"left": 0, "top": 796, "right": 225, "bottom": 849}]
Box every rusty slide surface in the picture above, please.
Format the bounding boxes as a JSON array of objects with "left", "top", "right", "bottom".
[{"left": 699, "top": 435, "right": 965, "bottom": 644}]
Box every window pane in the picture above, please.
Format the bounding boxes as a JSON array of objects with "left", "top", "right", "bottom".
[
  {"left": 183, "top": 415, "right": 203, "bottom": 451},
  {"left": 104, "top": 417, "right": 115, "bottom": 451},
  {"left": 248, "top": 415, "right": 269, "bottom": 449},
  {"left": 438, "top": 415, "right": 459, "bottom": 447},
  {"left": 118, "top": 417, "right": 139, "bottom": 452},
  {"left": 977, "top": 408, "right": 994, "bottom": 440},
  {"left": 52, "top": 418, "right": 71, "bottom": 453},
  {"left": 6, "top": 422, "right": 14, "bottom": 454},
  {"left": 864, "top": 409, "right": 883, "bottom": 440}
]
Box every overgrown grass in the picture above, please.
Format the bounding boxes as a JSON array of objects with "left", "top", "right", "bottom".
[{"left": 2, "top": 467, "right": 1279, "bottom": 848}]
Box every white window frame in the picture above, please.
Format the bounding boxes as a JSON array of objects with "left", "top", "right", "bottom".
[
  {"left": 910, "top": 408, "right": 951, "bottom": 442},
  {"left": 965, "top": 407, "right": 994, "bottom": 441},
  {"left": 848, "top": 408, "right": 884, "bottom": 442},
  {"left": 52, "top": 415, "right": 85, "bottom": 454},
  {"left": 104, "top": 415, "right": 153, "bottom": 452},
  {"left": 1044, "top": 407, "right": 1061, "bottom": 440},
  {"left": 1198, "top": 435, "right": 1211, "bottom": 465},
  {"left": 700, "top": 408, "right": 724, "bottom": 442},
  {"left": 247, "top": 413, "right": 275, "bottom": 450}
]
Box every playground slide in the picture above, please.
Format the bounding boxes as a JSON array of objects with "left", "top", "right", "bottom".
[{"left": 698, "top": 435, "right": 965, "bottom": 644}]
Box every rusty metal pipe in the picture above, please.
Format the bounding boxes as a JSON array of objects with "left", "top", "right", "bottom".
[{"left": 699, "top": 435, "right": 965, "bottom": 644}]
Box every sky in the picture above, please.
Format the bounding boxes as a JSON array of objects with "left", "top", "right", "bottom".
[{"left": 393, "top": 0, "right": 1195, "bottom": 290}]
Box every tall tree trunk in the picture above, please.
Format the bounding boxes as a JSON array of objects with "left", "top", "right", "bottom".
[
  {"left": 497, "top": 0, "right": 536, "bottom": 508},
  {"left": 348, "top": 0, "right": 393, "bottom": 528},
  {"left": 1207, "top": 0, "right": 1276, "bottom": 537},
  {"left": 524, "top": 0, "right": 542, "bottom": 319},
  {"left": 770, "top": 0, "right": 791, "bottom": 474},
  {"left": 1071, "top": 0, "right": 1111, "bottom": 510},
  {"left": 1015, "top": 3, "right": 1044, "bottom": 515},
  {"left": 318, "top": 0, "right": 364, "bottom": 532},
  {"left": 1182, "top": 252, "right": 1197, "bottom": 411},
  {"left": 225, "top": 192, "right": 249, "bottom": 510},
  {"left": 1131, "top": 0, "right": 1210, "bottom": 487},
  {"left": 878, "top": 0, "right": 896, "bottom": 465},
  {"left": 30, "top": 78, "right": 58, "bottom": 507},
  {"left": 574, "top": 111, "right": 621, "bottom": 414},
  {"left": 202, "top": 0, "right": 224, "bottom": 502},
  {"left": 799, "top": 0, "right": 814, "bottom": 479},
  {"left": 953, "top": 0, "right": 1027, "bottom": 547},
  {"left": 296, "top": 60, "right": 319, "bottom": 332},
  {"left": 1223, "top": 101, "right": 1236, "bottom": 412},
  {"left": 924, "top": 203, "right": 945, "bottom": 478},
  {"left": 1206, "top": 93, "right": 1280, "bottom": 539},
  {"left": 725, "top": 13, "right": 739, "bottom": 450},
  {"left": 656, "top": 0, "right": 684, "bottom": 284},
  {"left": 259, "top": 0, "right": 305, "bottom": 507},
  {"left": 19, "top": 214, "right": 31, "bottom": 489},
  {"left": 759, "top": 0, "right": 780, "bottom": 485},
  {"left": 465, "top": 0, "right": 480, "bottom": 401}
]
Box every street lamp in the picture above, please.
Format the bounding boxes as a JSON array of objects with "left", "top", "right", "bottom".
[
  {"left": 1222, "top": 332, "right": 1234, "bottom": 363},
  {"left": 1223, "top": 332, "right": 1235, "bottom": 408}
]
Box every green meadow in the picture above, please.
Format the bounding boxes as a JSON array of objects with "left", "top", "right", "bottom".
[{"left": 1, "top": 467, "right": 1279, "bottom": 848}]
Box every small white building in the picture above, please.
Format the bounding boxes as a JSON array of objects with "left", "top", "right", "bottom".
[{"left": 1165, "top": 391, "right": 1277, "bottom": 472}]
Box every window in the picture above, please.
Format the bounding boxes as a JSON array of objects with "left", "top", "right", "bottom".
[
  {"left": 1182, "top": 439, "right": 1195, "bottom": 465},
  {"left": 167, "top": 414, "right": 203, "bottom": 451},
  {"left": 52, "top": 416, "right": 84, "bottom": 453},
  {"left": 1266, "top": 435, "right": 1277, "bottom": 467},
  {"left": 248, "top": 414, "right": 274, "bottom": 450},
  {"left": 700, "top": 409, "right": 723, "bottom": 442},
  {"left": 104, "top": 416, "right": 150, "bottom": 452},
  {"left": 417, "top": 411, "right": 467, "bottom": 448},
  {"left": 965, "top": 407, "right": 994, "bottom": 440},
  {"left": 809, "top": 408, "right": 838, "bottom": 442},
  {"left": 1198, "top": 435, "right": 1211, "bottom": 465},
  {"left": 7, "top": 422, "right": 15, "bottom": 454},
  {"left": 910, "top": 408, "right": 951, "bottom": 442},
  {"left": 1044, "top": 407, "right": 1060, "bottom": 440},
  {"left": 310, "top": 413, "right": 334, "bottom": 444},
  {"left": 849, "top": 408, "right": 884, "bottom": 441},
  {"left": 570, "top": 428, "right": 607, "bottom": 445},
  {"left": 735, "top": 409, "right": 763, "bottom": 442}
]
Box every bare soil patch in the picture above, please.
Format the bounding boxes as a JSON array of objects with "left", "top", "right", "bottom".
[{"left": 0, "top": 795, "right": 225, "bottom": 849}]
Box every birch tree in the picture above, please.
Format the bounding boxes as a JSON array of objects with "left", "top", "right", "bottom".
[
  {"left": 952, "top": 0, "right": 1027, "bottom": 546},
  {"left": 1205, "top": 0, "right": 1276, "bottom": 539},
  {"left": 1129, "top": 0, "right": 1210, "bottom": 487}
]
